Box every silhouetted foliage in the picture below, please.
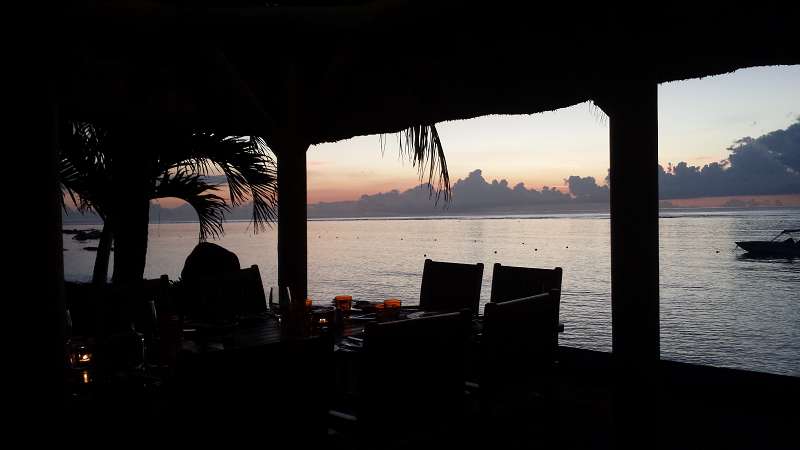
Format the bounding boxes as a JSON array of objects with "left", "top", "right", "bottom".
[{"left": 59, "top": 122, "right": 278, "bottom": 282}]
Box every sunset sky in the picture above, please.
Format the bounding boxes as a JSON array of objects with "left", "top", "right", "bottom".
[{"left": 306, "top": 65, "right": 799, "bottom": 204}]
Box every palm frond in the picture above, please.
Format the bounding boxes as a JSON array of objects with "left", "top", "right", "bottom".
[
  {"left": 380, "top": 124, "right": 451, "bottom": 203},
  {"left": 173, "top": 132, "right": 278, "bottom": 233},
  {"left": 58, "top": 121, "right": 111, "bottom": 218},
  {"left": 154, "top": 169, "right": 230, "bottom": 241}
]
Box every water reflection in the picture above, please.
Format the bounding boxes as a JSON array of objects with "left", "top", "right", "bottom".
[{"left": 63, "top": 208, "right": 800, "bottom": 375}]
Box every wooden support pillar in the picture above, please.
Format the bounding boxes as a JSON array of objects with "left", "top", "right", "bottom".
[
  {"left": 602, "top": 80, "right": 660, "bottom": 446},
  {"left": 607, "top": 81, "right": 660, "bottom": 364},
  {"left": 276, "top": 139, "right": 309, "bottom": 316},
  {"left": 19, "top": 77, "right": 66, "bottom": 423}
]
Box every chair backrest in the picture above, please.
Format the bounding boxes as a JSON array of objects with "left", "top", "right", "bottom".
[
  {"left": 174, "top": 334, "right": 333, "bottom": 444},
  {"left": 65, "top": 275, "right": 171, "bottom": 338},
  {"left": 187, "top": 264, "right": 268, "bottom": 320},
  {"left": 490, "top": 263, "right": 562, "bottom": 303},
  {"left": 217, "top": 264, "right": 268, "bottom": 315},
  {"left": 419, "top": 259, "right": 484, "bottom": 315},
  {"left": 134, "top": 274, "right": 171, "bottom": 334},
  {"left": 362, "top": 310, "right": 471, "bottom": 431},
  {"left": 481, "top": 289, "right": 561, "bottom": 391}
]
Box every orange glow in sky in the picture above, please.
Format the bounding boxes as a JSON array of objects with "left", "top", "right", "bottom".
[{"left": 307, "top": 66, "right": 799, "bottom": 204}]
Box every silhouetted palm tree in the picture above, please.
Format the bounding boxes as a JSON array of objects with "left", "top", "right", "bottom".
[
  {"left": 61, "top": 121, "right": 451, "bottom": 285},
  {"left": 60, "top": 122, "right": 277, "bottom": 284}
]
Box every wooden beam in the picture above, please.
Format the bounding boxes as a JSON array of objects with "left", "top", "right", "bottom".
[{"left": 209, "top": 45, "right": 276, "bottom": 136}]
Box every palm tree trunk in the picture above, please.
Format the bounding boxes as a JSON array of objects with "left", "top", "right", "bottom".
[
  {"left": 110, "top": 136, "right": 152, "bottom": 285},
  {"left": 111, "top": 198, "right": 149, "bottom": 284},
  {"left": 91, "top": 221, "right": 113, "bottom": 285}
]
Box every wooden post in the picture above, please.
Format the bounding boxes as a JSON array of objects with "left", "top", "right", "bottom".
[
  {"left": 603, "top": 80, "right": 660, "bottom": 446},
  {"left": 276, "top": 139, "right": 309, "bottom": 328},
  {"left": 607, "top": 81, "right": 660, "bottom": 364},
  {"left": 273, "top": 59, "right": 311, "bottom": 334},
  {"left": 20, "top": 79, "right": 66, "bottom": 423}
]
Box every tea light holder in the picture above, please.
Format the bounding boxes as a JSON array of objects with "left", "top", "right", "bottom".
[
  {"left": 384, "top": 299, "right": 401, "bottom": 309},
  {"left": 334, "top": 295, "right": 353, "bottom": 312},
  {"left": 68, "top": 343, "right": 94, "bottom": 369}
]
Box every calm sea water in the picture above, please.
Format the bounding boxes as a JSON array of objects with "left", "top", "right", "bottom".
[{"left": 63, "top": 209, "right": 800, "bottom": 376}]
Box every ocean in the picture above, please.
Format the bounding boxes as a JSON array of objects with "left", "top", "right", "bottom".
[{"left": 63, "top": 208, "right": 800, "bottom": 376}]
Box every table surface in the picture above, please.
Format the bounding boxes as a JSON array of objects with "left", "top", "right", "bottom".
[{"left": 180, "top": 308, "right": 564, "bottom": 355}]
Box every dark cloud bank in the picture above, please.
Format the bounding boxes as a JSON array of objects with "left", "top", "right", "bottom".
[
  {"left": 63, "top": 120, "right": 800, "bottom": 222},
  {"left": 308, "top": 170, "right": 609, "bottom": 218},
  {"left": 659, "top": 119, "right": 800, "bottom": 198},
  {"left": 309, "top": 119, "right": 799, "bottom": 218}
]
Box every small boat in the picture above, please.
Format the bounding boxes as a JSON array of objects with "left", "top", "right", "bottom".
[{"left": 736, "top": 229, "right": 800, "bottom": 257}]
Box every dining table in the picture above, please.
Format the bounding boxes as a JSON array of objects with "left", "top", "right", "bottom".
[
  {"left": 177, "top": 304, "right": 565, "bottom": 356},
  {"left": 64, "top": 303, "right": 566, "bottom": 433}
]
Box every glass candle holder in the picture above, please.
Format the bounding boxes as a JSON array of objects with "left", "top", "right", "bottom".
[
  {"left": 334, "top": 295, "right": 353, "bottom": 312},
  {"left": 68, "top": 342, "right": 94, "bottom": 369},
  {"left": 384, "top": 299, "right": 401, "bottom": 309},
  {"left": 376, "top": 303, "right": 400, "bottom": 322}
]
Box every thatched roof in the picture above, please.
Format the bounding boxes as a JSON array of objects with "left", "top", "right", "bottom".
[{"left": 56, "top": 1, "right": 799, "bottom": 145}]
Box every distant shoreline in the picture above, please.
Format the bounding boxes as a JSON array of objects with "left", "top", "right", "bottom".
[{"left": 62, "top": 205, "right": 800, "bottom": 226}]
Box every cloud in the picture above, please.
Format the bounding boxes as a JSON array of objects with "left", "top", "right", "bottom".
[
  {"left": 308, "top": 169, "right": 608, "bottom": 217},
  {"left": 565, "top": 176, "right": 609, "bottom": 202},
  {"left": 659, "top": 119, "right": 800, "bottom": 199}
]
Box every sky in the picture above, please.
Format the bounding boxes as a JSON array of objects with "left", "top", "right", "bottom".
[{"left": 306, "top": 65, "right": 799, "bottom": 204}]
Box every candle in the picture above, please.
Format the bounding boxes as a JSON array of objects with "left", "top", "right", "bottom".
[
  {"left": 78, "top": 351, "right": 92, "bottom": 364},
  {"left": 81, "top": 370, "right": 91, "bottom": 385},
  {"left": 69, "top": 344, "right": 93, "bottom": 369}
]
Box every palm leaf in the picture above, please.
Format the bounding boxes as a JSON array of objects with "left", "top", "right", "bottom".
[
  {"left": 58, "top": 121, "right": 111, "bottom": 218},
  {"left": 380, "top": 124, "right": 451, "bottom": 203},
  {"left": 154, "top": 169, "right": 230, "bottom": 241},
  {"left": 172, "top": 132, "right": 278, "bottom": 232}
]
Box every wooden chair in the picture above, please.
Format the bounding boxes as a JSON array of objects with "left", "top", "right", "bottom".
[
  {"left": 174, "top": 335, "right": 333, "bottom": 445},
  {"left": 134, "top": 274, "right": 171, "bottom": 335},
  {"left": 330, "top": 310, "right": 472, "bottom": 443},
  {"left": 479, "top": 289, "right": 561, "bottom": 419},
  {"left": 419, "top": 258, "right": 484, "bottom": 315},
  {"left": 185, "top": 264, "right": 268, "bottom": 321},
  {"left": 64, "top": 275, "right": 171, "bottom": 338},
  {"left": 217, "top": 264, "right": 268, "bottom": 316},
  {"left": 490, "top": 263, "right": 562, "bottom": 303}
]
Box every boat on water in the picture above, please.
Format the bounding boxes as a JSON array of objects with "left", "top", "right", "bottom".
[{"left": 736, "top": 229, "right": 800, "bottom": 257}]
